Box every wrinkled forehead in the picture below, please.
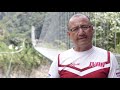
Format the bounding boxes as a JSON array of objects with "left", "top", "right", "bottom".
[
  {"left": 68, "top": 16, "right": 91, "bottom": 29},
  {"left": 69, "top": 16, "right": 90, "bottom": 24}
]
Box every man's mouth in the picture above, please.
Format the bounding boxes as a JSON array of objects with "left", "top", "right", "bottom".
[{"left": 78, "top": 36, "right": 87, "bottom": 40}]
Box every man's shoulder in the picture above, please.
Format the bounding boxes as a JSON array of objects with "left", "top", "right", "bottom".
[
  {"left": 94, "top": 46, "right": 115, "bottom": 57},
  {"left": 94, "top": 46, "right": 107, "bottom": 52},
  {"left": 60, "top": 48, "right": 73, "bottom": 55},
  {"left": 58, "top": 48, "right": 74, "bottom": 59}
]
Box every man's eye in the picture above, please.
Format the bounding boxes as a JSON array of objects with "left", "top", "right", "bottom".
[
  {"left": 72, "top": 27, "right": 79, "bottom": 31},
  {"left": 81, "top": 26, "right": 88, "bottom": 28},
  {"left": 81, "top": 27, "right": 88, "bottom": 29},
  {"left": 70, "top": 25, "right": 90, "bottom": 31}
]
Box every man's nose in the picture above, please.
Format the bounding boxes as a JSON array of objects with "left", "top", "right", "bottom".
[{"left": 77, "top": 28, "right": 85, "bottom": 35}]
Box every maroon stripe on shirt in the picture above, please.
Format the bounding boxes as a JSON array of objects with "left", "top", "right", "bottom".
[
  {"left": 58, "top": 51, "right": 110, "bottom": 72},
  {"left": 59, "top": 67, "right": 110, "bottom": 78},
  {"left": 58, "top": 54, "right": 60, "bottom": 66},
  {"left": 106, "top": 51, "right": 110, "bottom": 64}
]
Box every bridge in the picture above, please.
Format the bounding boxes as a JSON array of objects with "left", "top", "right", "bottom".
[{"left": 31, "top": 26, "right": 63, "bottom": 62}]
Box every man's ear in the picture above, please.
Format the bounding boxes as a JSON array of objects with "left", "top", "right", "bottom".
[{"left": 91, "top": 25, "right": 94, "bottom": 34}]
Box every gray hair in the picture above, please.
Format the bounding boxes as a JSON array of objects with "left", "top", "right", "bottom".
[
  {"left": 67, "top": 13, "right": 92, "bottom": 31},
  {"left": 70, "top": 14, "right": 90, "bottom": 21}
]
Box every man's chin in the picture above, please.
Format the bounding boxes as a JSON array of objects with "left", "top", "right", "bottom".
[{"left": 76, "top": 41, "right": 92, "bottom": 47}]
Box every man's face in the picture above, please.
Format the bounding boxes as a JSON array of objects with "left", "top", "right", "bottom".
[{"left": 67, "top": 16, "right": 94, "bottom": 47}]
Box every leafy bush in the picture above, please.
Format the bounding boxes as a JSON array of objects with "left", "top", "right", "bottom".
[{"left": 0, "top": 40, "right": 48, "bottom": 77}]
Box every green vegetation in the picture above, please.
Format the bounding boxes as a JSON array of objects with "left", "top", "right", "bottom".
[
  {"left": 0, "top": 12, "right": 47, "bottom": 77},
  {"left": 91, "top": 12, "right": 120, "bottom": 53},
  {"left": 0, "top": 40, "right": 49, "bottom": 77}
]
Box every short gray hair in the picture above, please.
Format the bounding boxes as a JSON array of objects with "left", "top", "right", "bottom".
[
  {"left": 67, "top": 13, "right": 91, "bottom": 31},
  {"left": 70, "top": 14, "right": 90, "bottom": 21}
]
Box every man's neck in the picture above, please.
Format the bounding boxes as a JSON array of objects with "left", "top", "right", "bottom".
[{"left": 74, "top": 45, "right": 93, "bottom": 52}]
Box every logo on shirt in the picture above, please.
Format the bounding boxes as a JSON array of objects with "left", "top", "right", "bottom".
[
  {"left": 89, "top": 62, "right": 106, "bottom": 67},
  {"left": 69, "top": 63, "right": 80, "bottom": 67}
]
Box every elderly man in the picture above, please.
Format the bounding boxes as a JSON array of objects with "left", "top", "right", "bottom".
[{"left": 48, "top": 13, "right": 120, "bottom": 78}]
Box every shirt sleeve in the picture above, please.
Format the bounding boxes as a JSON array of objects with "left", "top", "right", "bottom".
[
  {"left": 108, "top": 52, "right": 120, "bottom": 78},
  {"left": 48, "top": 55, "right": 60, "bottom": 78}
]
